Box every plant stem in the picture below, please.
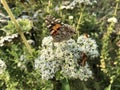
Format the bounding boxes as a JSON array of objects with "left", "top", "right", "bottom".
[
  {"left": 114, "top": 0, "right": 119, "bottom": 16},
  {"left": 61, "top": 78, "right": 70, "bottom": 90},
  {"left": 76, "top": 5, "right": 86, "bottom": 37}
]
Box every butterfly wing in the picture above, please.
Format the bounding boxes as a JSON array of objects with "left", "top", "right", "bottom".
[{"left": 45, "top": 15, "right": 76, "bottom": 42}]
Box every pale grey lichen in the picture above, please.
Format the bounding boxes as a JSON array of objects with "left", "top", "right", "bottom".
[
  {"left": 60, "top": 0, "right": 97, "bottom": 10},
  {"left": 0, "top": 33, "right": 18, "bottom": 47},
  {"left": 35, "top": 35, "right": 99, "bottom": 81},
  {"left": 77, "top": 35, "right": 99, "bottom": 58},
  {"left": 0, "top": 59, "right": 6, "bottom": 74}
]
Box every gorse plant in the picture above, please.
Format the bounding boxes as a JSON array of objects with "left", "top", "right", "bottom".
[{"left": 100, "top": 0, "right": 120, "bottom": 89}]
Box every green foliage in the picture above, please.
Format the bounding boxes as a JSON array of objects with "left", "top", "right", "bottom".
[
  {"left": 0, "top": 0, "right": 120, "bottom": 90},
  {"left": 1, "top": 19, "right": 33, "bottom": 35}
]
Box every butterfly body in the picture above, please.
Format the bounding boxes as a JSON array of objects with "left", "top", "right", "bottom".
[{"left": 45, "top": 15, "right": 76, "bottom": 42}]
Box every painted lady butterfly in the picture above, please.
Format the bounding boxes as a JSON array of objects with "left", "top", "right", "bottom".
[{"left": 45, "top": 15, "right": 76, "bottom": 42}]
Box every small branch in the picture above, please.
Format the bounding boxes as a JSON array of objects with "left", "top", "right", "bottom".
[{"left": 76, "top": 5, "right": 86, "bottom": 37}]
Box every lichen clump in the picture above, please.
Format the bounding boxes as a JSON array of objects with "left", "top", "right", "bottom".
[{"left": 35, "top": 35, "right": 99, "bottom": 81}]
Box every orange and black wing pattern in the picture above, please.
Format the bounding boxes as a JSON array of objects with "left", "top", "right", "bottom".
[{"left": 45, "top": 15, "right": 76, "bottom": 42}]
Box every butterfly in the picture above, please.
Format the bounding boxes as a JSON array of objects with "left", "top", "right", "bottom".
[
  {"left": 81, "top": 53, "right": 87, "bottom": 66},
  {"left": 45, "top": 15, "right": 76, "bottom": 42}
]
